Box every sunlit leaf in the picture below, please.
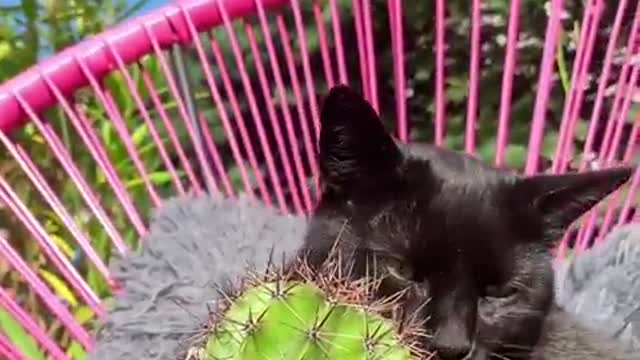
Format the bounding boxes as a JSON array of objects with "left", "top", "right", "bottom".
[
  {"left": 73, "top": 306, "right": 95, "bottom": 326},
  {"left": 0, "top": 41, "right": 10, "bottom": 60},
  {"left": 0, "top": 308, "right": 47, "bottom": 360},
  {"left": 38, "top": 268, "right": 79, "bottom": 307},
  {"left": 504, "top": 144, "right": 528, "bottom": 169},
  {"left": 542, "top": 131, "right": 560, "bottom": 159},
  {"left": 124, "top": 171, "right": 175, "bottom": 189},
  {"left": 131, "top": 123, "right": 149, "bottom": 146},
  {"left": 67, "top": 341, "right": 88, "bottom": 360},
  {"left": 51, "top": 234, "right": 75, "bottom": 259}
]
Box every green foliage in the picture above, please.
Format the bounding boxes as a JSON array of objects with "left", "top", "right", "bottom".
[
  {"left": 0, "top": 0, "right": 142, "bottom": 82},
  {"left": 0, "top": 0, "right": 624, "bottom": 359},
  {"left": 0, "top": 1, "right": 154, "bottom": 359},
  {"left": 0, "top": 308, "right": 47, "bottom": 360}
]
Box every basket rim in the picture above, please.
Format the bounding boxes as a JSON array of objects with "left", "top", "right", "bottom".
[{"left": 0, "top": 0, "right": 289, "bottom": 134}]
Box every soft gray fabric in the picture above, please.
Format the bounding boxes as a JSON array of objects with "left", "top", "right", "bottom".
[
  {"left": 554, "top": 223, "right": 640, "bottom": 353},
  {"left": 90, "top": 191, "right": 640, "bottom": 359},
  {"left": 89, "top": 194, "right": 308, "bottom": 360}
]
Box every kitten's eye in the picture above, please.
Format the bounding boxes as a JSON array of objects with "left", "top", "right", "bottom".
[{"left": 484, "top": 284, "right": 518, "bottom": 298}]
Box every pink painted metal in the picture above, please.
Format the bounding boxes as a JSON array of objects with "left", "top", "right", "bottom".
[
  {"left": 0, "top": 0, "right": 290, "bottom": 132},
  {"left": 465, "top": 0, "right": 482, "bottom": 155},
  {"left": 0, "top": 0, "right": 638, "bottom": 358},
  {"left": 525, "top": 0, "right": 563, "bottom": 176},
  {"left": 255, "top": 0, "right": 314, "bottom": 212},
  {"left": 388, "top": 0, "right": 407, "bottom": 142},
  {"left": 434, "top": 0, "right": 446, "bottom": 147},
  {"left": 494, "top": 0, "right": 521, "bottom": 167},
  {"left": 276, "top": 14, "right": 321, "bottom": 205},
  {"left": 329, "top": 0, "right": 349, "bottom": 85},
  {"left": 245, "top": 23, "right": 304, "bottom": 213},
  {"left": 0, "top": 288, "right": 70, "bottom": 360},
  {"left": 0, "top": 236, "right": 94, "bottom": 349},
  {"left": 0, "top": 332, "right": 29, "bottom": 360},
  {"left": 214, "top": 4, "right": 286, "bottom": 211}
]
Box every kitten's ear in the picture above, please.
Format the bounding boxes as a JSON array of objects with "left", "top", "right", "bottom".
[
  {"left": 512, "top": 167, "right": 633, "bottom": 230},
  {"left": 318, "top": 85, "right": 403, "bottom": 192}
]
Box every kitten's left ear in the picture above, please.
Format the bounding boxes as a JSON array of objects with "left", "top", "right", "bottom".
[
  {"left": 512, "top": 167, "right": 634, "bottom": 230},
  {"left": 318, "top": 85, "right": 403, "bottom": 193}
]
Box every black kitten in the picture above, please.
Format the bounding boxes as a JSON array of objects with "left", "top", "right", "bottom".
[{"left": 299, "top": 85, "right": 634, "bottom": 359}]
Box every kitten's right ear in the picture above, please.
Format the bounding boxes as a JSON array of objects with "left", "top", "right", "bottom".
[
  {"left": 511, "top": 167, "right": 633, "bottom": 231},
  {"left": 318, "top": 85, "right": 403, "bottom": 193}
]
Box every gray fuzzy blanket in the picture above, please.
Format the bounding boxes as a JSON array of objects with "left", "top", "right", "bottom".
[
  {"left": 89, "top": 195, "right": 308, "bottom": 360},
  {"left": 555, "top": 223, "right": 640, "bottom": 353},
  {"left": 90, "top": 194, "right": 640, "bottom": 359}
]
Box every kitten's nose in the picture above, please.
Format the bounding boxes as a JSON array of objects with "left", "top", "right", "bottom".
[
  {"left": 435, "top": 344, "right": 473, "bottom": 360},
  {"left": 432, "top": 327, "right": 474, "bottom": 360},
  {"left": 432, "top": 320, "right": 475, "bottom": 359}
]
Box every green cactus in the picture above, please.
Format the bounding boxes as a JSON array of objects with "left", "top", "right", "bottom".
[{"left": 185, "top": 255, "right": 428, "bottom": 360}]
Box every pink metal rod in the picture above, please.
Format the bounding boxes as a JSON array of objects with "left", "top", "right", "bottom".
[
  {"left": 568, "top": 0, "right": 632, "bottom": 252},
  {"left": 465, "top": 0, "right": 482, "bottom": 155},
  {"left": 142, "top": 23, "right": 204, "bottom": 194},
  {"left": 244, "top": 23, "right": 304, "bottom": 213},
  {"left": 389, "top": 0, "right": 407, "bottom": 142},
  {"left": 215, "top": 3, "right": 287, "bottom": 212},
  {"left": 353, "top": 0, "right": 370, "bottom": 101},
  {"left": 525, "top": 0, "right": 563, "bottom": 175},
  {"left": 0, "top": 236, "right": 94, "bottom": 350},
  {"left": 205, "top": 32, "right": 272, "bottom": 205},
  {"left": 551, "top": 0, "right": 602, "bottom": 174},
  {"left": 286, "top": 2, "right": 323, "bottom": 198},
  {"left": 255, "top": 1, "right": 314, "bottom": 213},
  {"left": 0, "top": 287, "right": 71, "bottom": 360},
  {"left": 329, "top": 0, "right": 349, "bottom": 85},
  {"left": 434, "top": 0, "right": 447, "bottom": 147},
  {"left": 574, "top": 2, "right": 640, "bottom": 251},
  {"left": 0, "top": 331, "right": 29, "bottom": 360},
  {"left": 182, "top": 5, "right": 256, "bottom": 199},
  {"left": 494, "top": 0, "right": 521, "bottom": 167},
  {"left": 314, "top": 3, "right": 336, "bottom": 88},
  {"left": 361, "top": 0, "right": 379, "bottom": 114},
  {"left": 0, "top": 0, "right": 289, "bottom": 133},
  {"left": 276, "top": 15, "right": 318, "bottom": 211}
]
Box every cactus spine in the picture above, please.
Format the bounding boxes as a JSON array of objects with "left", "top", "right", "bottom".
[{"left": 185, "top": 251, "right": 429, "bottom": 360}]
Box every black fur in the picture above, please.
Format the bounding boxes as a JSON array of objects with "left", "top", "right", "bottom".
[{"left": 300, "top": 85, "right": 634, "bottom": 359}]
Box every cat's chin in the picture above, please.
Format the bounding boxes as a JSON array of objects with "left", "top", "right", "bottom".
[
  {"left": 429, "top": 345, "right": 502, "bottom": 360},
  {"left": 464, "top": 344, "right": 489, "bottom": 360},
  {"left": 471, "top": 345, "right": 523, "bottom": 360}
]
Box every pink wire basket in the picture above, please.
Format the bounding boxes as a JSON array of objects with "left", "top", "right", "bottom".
[{"left": 0, "top": 0, "right": 638, "bottom": 358}]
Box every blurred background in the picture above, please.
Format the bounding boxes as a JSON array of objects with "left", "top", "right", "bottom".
[
  {"left": 0, "top": 1, "right": 637, "bottom": 359},
  {"left": 0, "top": 0, "right": 170, "bottom": 83}
]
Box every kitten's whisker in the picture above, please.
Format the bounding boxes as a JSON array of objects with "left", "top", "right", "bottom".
[
  {"left": 489, "top": 351, "right": 513, "bottom": 360},
  {"left": 484, "top": 340, "right": 534, "bottom": 351}
]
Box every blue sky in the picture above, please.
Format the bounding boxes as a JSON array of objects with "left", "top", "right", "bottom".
[
  {"left": 133, "top": 0, "right": 172, "bottom": 17},
  {"left": 0, "top": 0, "right": 171, "bottom": 18},
  {"left": 0, "top": 0, "right": 171, "bottom": 61}
]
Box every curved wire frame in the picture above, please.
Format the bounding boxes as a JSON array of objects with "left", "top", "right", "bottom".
[{"left": 0, "top": 0, "right": 638, "bottom": 358}]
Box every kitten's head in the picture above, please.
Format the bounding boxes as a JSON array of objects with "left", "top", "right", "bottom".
[{"left": 303, "top": 85, "right": 633, "bottom": 359}]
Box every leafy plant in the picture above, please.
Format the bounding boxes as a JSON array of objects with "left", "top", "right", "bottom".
[{"left": 0, "top": 0, "right": 634, "bottom": 359}]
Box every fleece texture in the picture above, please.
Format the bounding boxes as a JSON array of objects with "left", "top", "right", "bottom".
[
  {"left": 89, "top": 194, "right": 308, "bottom": 360},
  {"left": 554, "top": 223, "right": 640, "bottom": 353},
  {"left": 90, "top": 193, "right": 640, "bottom": 359}
]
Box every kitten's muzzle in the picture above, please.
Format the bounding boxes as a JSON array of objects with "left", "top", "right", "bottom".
[
  {"left": 434, "top": 341, "right": 487, "bottom": 360},
  {"left": 432, "top": 329, "right": 475, "bottom": 360}
]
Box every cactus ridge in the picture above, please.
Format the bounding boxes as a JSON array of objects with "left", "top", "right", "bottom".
[{"left": 183, "top": 245, "right": 431, "bottom": 360}]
